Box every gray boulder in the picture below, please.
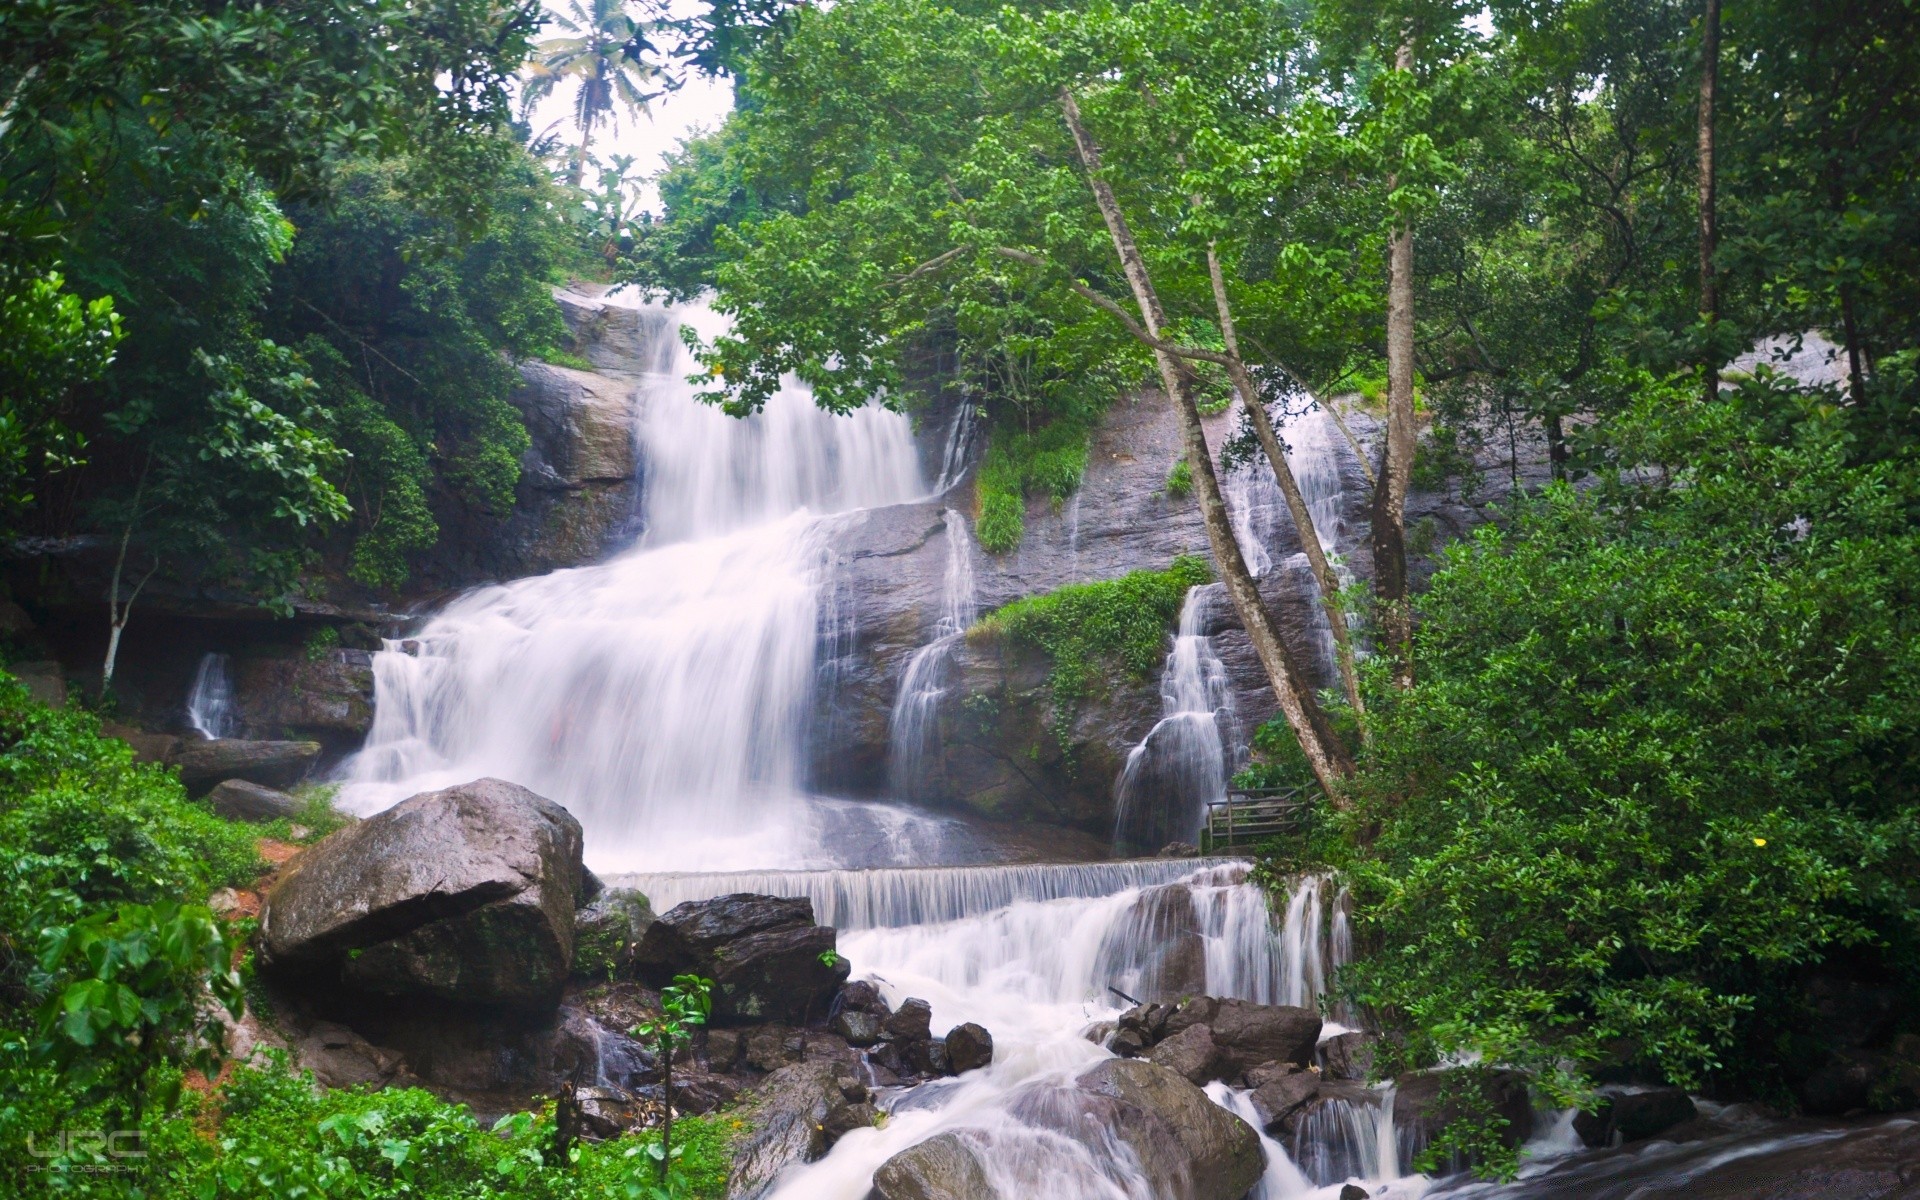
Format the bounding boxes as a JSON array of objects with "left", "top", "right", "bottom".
[
  {"left": 830, "top": 1009, "right": 885, "bottom": 1046},
  {"left": 1073, "top": 1058, "right": 1265, "bottom": 1200},
  {"left": 946, "top": 1022, "right": 994, "bottom": 1074},
  {"left": 1164, "top": 996, "right": 1321, "bottom": 1073},
  {"left": 174, "top": 737, "right": 321, "bottom": 791},
  {"left": 1248, "top": 1065, "right": 1320, "bottom": 1133},
  {"left": 1148, "top": 1022, "right": 1225, "bottom": 1086},
  {"left": 207, "top": 778, "right": 302, "bottom": 823},
  {"left": 872, "top": 1132, "right": 1000, "bottom": 1200},
  {"left": 885, "top": 997, "right": 934, "bottom": 1042},
  {"left": 259, "top": 778, "right": 585, "bottom": 1010},
  {"left": 633, "top": 893, "right": 850, "bottom": 1025},
  {"left": 1319, "top": 1030, "right": 1377, "bottom": 1081},
  {"left": 571, "top": 890, "right": 657, "bottom": 981},
  {"left": 727, "top": 1059, "right": 866, "bottom": 1199},
  {"left": 1573, "top": 1086, "right": 1698, "bottom": 1147},
  {"left": 232, "top": 651, "right": 375, "bottom": 740}
]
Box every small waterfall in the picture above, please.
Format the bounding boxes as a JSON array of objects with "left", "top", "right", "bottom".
[
  {"left": 1289, "top": 1085, "right": 1401, "bottom": 1188},
  {"left": 885, "top": 508, "right": 978, "bottom": 800},
  {"left": 1110, "top": 584, "right": 1238, "bottom": 852},
  {"left": 186, "top": 652, "right": 237, "bottom": 739},
  {"left": 1206, "top": 1082, "right": 1315, "bottom": 1199},
  {"left": 932, "top": 402, "right": 979, "bottom": 493}
]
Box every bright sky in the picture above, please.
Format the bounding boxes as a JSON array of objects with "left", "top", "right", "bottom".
[{"left": 519, "top": 1, "right": 738, "bottom": 213}]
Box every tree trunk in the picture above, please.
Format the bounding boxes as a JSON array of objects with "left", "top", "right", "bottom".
[
  {"left": 1698, "top": 0, "right": 1721, "bottom": 402},
  {"left": 1060, "top": 90, "right": 1353, "bottom": 793},
  {"left": 570, "top": 91, "right": 600, "bottom": 188},
  {"left": 1375, "top": 40, "right": 1418, "bottom": 691},
  {"left": 1206, "top": 245, "right": 1367, "bottom": 733}
]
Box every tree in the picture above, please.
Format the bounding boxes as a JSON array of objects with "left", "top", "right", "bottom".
[
  {"left": 522, "top": 0, "right": 665, "bottom": 186},
  {"left": 630, "top": 974, "right": 713, "bottom": 1192}
]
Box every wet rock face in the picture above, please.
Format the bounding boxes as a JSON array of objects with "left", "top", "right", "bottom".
[
  {"left": 231, "top": 651, "right": 375, "bottom": 741},
  {"left": 1071, "top": 1058, "right": 1267, "bottom": 1200},
  {"left": 1392, "top": 1067, "right": 1534, "bottom": 1165},
  {"left": 1574, "top": 1086, "right": 1699, "bottom": 1147},
  {"left": 206, "top": 778, "right": 303, "bottom": 822},
  {"left": 871, "top": 1131, "right": 999, "bottom": 1200},
  {"left": 174, "top": 737, "right": 322, "bottom": 792},
  {"left": 569, "top": 889, "right": 657, "bottom": 982},
  {"left": 259, "top": 777, "right": 586, "bottom": 1011},
  {"left": 632, "top": 893, "right": 850, "bottom": 1026},
  {"left": 727, "top": 1059, "right": 873, "bottom": 1200}
]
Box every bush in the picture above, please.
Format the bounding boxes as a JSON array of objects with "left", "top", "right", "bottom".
[
  {"left": 972, "top": 420, "right": 1091, "bottom": 553},
  {"left": 1340, "top": 389, "right": 1920, "bottom": 1103}
]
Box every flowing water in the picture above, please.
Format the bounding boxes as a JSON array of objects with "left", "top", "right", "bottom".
[
  {"left": 187, "top": 651, "right": 237, "bottom": 739},
  {"left": 340, "top": 299, "right": 1520, "bottom": 1198}
]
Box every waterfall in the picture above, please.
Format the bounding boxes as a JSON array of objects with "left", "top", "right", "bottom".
[
  {"left": 932, "top": 402, "right": 980, "bottom": 493},
  {"left": 1110, "top": 584, "right": 1238, "bottom": 852},
  {"left": 886, "top": 508, "right": 978, "bottom": 800},
  {"left": 337, "top": 297, "right": 941, "bottom": 871},
  {"left": 186, "top": 652, "right": 237, "bottom": 739}
]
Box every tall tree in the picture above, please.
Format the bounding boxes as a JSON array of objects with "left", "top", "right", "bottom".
[
  {"left": 1698, "top": 0, "right": 1720, "bottom": 401},
  {"left": 522, "top": 0, "right": 663, "bottom": 185},
  {"left": 1376, "top": 34, "right": 1420, "bottom": 691}
]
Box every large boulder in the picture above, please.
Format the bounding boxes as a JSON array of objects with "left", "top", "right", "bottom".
[
  {"left": 1148, "top": 1022, "right": 1225, "bottom": 1085},
  {"left": 570, "top": 889, "right": 657, "bottom": 981},
  {"left": 1163, "top": 996, "right": 1321, "bottom": 1074},
  {"left": 872, "top": 1132, "right": 1000, "bottom": 1200},
  {"left": 727, "top": 1059, "right": 867, "bottom": 1199},
  {"left": 174, "top": 737, "right": 322, "bottom": 791},
  {"left": 259, "top": 778, "right": 586, "bottom": 1010},
  {"left": 232, "top": 651, "right": 376, "bottom": 741},
  {"left": 1573, "top": 1086, "right": 1698, "bottom": 1147},
  {"left": 1070, "top": 1058, "right": 1265, "bottom": 1200},
  {"left": 945, "top": 1023, "right": 995, "bottom": 1074},
  {"left": 207, "top": 778, "right": 303, "bottom": 823},
  {"left": 633, "top": 893, "right": 851, "bottom": 1025}
]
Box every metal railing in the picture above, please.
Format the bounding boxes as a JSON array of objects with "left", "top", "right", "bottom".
[{"left": 1203, "top": 785, "right": 1314, "bottom": 850}]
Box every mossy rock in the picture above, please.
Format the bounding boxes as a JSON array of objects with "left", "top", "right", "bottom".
[{"left": 571, "top": 889, "right": 657, "bottom": 982}]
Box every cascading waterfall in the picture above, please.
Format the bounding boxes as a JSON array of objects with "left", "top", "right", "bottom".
[
  {"left": 1110, "top": 584, "right": 1239, "bottom": 852},
  {"left": 186, "top": 652, "right": 237, "bottom": 739},
  {"left": 337, "top": 297, "right": 944, "bottom": 871},
  {"left": 886, "top": 508, "right": 978, "bottom": 799}
]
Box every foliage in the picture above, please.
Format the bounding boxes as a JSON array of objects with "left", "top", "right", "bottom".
[
  {"left": 973, "top": 420, "right": 1092, "bottom": 553},
  {"left": 1164, "top": 459, "right": 1193, "bottom": 498},
  {"left": 974, "top": 554, "right": 1210, "bottom": 708},
  {"left": 1339, "top": 385, "right": 1920, "bottom": 1101},
  {"left": 0, "top": 268, "right": 121, "bottom": 515},
  {"left": 631, "top": 975, "right": 714, "bottom": 1188},
  {"left": 523, "top": 0, "right": 665, "bottom": 184}
]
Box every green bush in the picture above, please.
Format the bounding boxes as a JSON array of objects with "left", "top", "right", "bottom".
[
  {"left": 972, "top": 421, "right": 1091, "bottom": 553},
  {"left": 1340, "top": 388, "right": 1920, "bottom": 1103},
  {"left": 1164, "top": 459, "right": 1192, "bottom": 498}
]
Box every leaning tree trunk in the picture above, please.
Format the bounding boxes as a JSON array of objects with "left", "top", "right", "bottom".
[
  {"left": 1206, "top": 245, "right": 1367, "bottom": 733},
  {"left": 1060, "top": 90, "right": 1353, "bottom": 794},
  {"left": 1698, "top": 0, "right": 1721, "bottom": 402},
  {"left": 1374, "top": 39, "right": 1418, "bottom": 692}
]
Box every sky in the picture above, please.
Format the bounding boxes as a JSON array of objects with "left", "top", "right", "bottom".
[{"left": 519, "top": 1, "right": 737, "bottom": 213}]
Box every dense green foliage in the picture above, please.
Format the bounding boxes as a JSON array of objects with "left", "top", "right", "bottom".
[
  {"left": 1339, "top": 384, "right": 1920, "bottom": 1102},
  {"left": 975, "top": 555, "right": 1210, "bottom": 709}
]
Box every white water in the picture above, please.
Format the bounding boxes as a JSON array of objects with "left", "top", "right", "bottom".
[
  {"left": 187, "top": 652, "right": 237, "bottom": 739},
  {"left": 1111, "top": 584, "right": 1239, "bottom": 852},
  {"left": 886, "top": 508, "right": 978, "bottom": 800},
  {"left": 337, "top": 298, "right": 942, "bottom": 871}
]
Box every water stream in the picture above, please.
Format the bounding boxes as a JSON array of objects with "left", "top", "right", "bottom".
[
  {"left": 338, "top": 298, "right": 1542, "bottom": 1198},
  {"left": 187, "top": 651, "right": 237, "bottom": 739}
]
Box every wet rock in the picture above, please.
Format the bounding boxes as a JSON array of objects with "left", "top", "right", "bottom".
[
  {"left": 1340, "top": 1187, "right": 1371, "bottom": 1200},
  {"left": 1162, "top": 997, "right": 1320, "bottom": 1074},
  {"left": 207, "top": 778, "right": 302, "bottom": 823},
  {"left": 1116, "top": 885, "right": 1210, "bottom": 1002},
  {"left": 823, "top": 1101, "right": 881, "bottom": 1146},
  {"left": 836, "top": 979, "right": 892, "bottom": 1016},
  {"left": 633, "top": 893, "right": 849, "bottom": 1025},
  {"left": 1110, "top": 1026, "right": 1151, "bottom": 1057},
  {"left": 174, "top": 737, "right": 322, "bottom": 791},
  {"left": 1249, "top": 1069, "right": 1321, "bottom": 1133},
  {"left": 884, "top": 997, "right": 935, "bottom": 1043},
  {"left": 743, "top": 1025, "right": 801, "bottom": 1073},
  {"left": 1244, "top": 1060, "right": 1302, "bottom": 1088},
  {"left": 259, "top": 777, "right": 586, "bottom": 1010},
  {"left": 575, "top": 1085, "right": 650, "bottom": 1139},
  {"left": 946, "top": 1022, "right": 994, "bottom": 1074},
  {"left": 871, "top": 1131, "right": 999, "bottom": 1200},
  {"left": 232, "top": 652, "right": 375, "bottom": 740},
  {"left": 1158, "top": 841, "right": 1201, "bottom": 858},
  {"left": 1148, "top": 1022, "right": 1226, "bottom": 1086},
  {"left": 101, "top": 721, "right": 178, "bottom": 764},
  {"left": 831, "top": 1009, "right": 885, "bottom": 1046},
  {"left": 571, "top": 890, "right": 657, "bottom": 981},
  {"left": 1574, "top": 1087, "right": 1699, "bottom": 1147},
  {"left": 292, "top": 1019, "right": 406, "bottom": 1088},
  {"left": 727, "top": 1059, "right": 866, "bottom": 1199},
  {"left": 670, "top": 1074, "right": 739, "bottom": 1115},
  {"left": 1072, "top": 1058, "right": 1265, "bottom": 1200},
  {"left": 1393, "top": 1068, "right": 1534, "bottom": 1162},
  {"left": 908, "top": 1037, "right": 949, "bottom": 1076},
  {"left": 1319, "top": 1030, "right": 1377, "bottom": 1081}
]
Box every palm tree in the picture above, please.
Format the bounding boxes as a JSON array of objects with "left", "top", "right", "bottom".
[{"left": 522, "top": 0, "right": 661, "bottom": 186}]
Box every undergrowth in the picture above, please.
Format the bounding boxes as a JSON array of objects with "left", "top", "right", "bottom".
[{"left": 973, "top": 420, "right": 1091, "bottom": 553}]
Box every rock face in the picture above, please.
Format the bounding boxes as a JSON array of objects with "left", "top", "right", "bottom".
[
  {"left": 174, "top": 737, "right": 322, "bottom": 792},
  {"left": 727, "top": 1059, "right": 872, "bottom": 1199},
  {"left": 1573, "top": 1087, "right": 1698, "bottom": 1147},
  {"left": 570, "top": 889, "right": 657, "bottom": 981},
  {"left": 259, "top": 778, "right": 586, "bottom": 1010},
  {"left": 231, "top": 651, "right": 376, "bottom": 743},
  {"left": 632, "top": 893, "right": 850, "bottom": 1025},
  {"left": 1111, "top": 995, "right": 1321, "bottom": 1085},
  {"left": 206, "top": 778, "right": 303, "bottom": 822}
]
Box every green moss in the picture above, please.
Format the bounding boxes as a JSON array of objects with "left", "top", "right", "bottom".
[
  {"left": 973, "top": 420, "right": 1090, "bottom": 553},
  {"left": 1165, "top": 458, "right": 1192, "bottom": 497},
  {"left": 972, "top": 557, "right": 1210, "bottom": 761}
]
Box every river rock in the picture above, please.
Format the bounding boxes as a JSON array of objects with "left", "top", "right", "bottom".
[
  {"left": 1392, "top": 1068, "right": 1534, "bottom": 1162},
  {"left": 173, "top": 737, "right": 322, "bottom": 791},
  {"left": 885, "top": 997, "right": 934, "bottom": 1042},
  {"left": 727, "top": 1059, "right": 866, "bottom": 1199},
  {"left": 1320, "top": 1030, "right": 1377, "bottom": 1081},
  {"left": 836, "top": 979, "right": 893, "bottom": 1015},
  {"left": 1248, "top": 1066, "right": 1320, "bottom": 1133},
  {"left": 1148, "top": 1022, "right": 1226, "bottom": 1085},
  {"left": 206, "top": 778, "right": 302, "bottom": 822},
  {"left": 1163, "top": 996, "right": 1322, "bottom": 1073},
  {"left": 259, "top": 777, "right": 586, "bottom": 1010},
  {"left": 571, "top": 889, "right": 657, "bottom": 981},
  {"left": 946, "top": 1022, "right": 994, "bottom": 1073},
  {"left": 1573, "top": 1087, "right": 1699, "bottom": 1147},
  {"left": 1118, "top": 884, "right": 1210, "bottom": 1002},
  {"left": 831, "top": 1009, "right": 885, "bottom": 1046},
  {"left": 1071, "top": 1058, "right": 1265, "bottom": 1200},
  {"left": 872, "top": 1131, "right": 1000, "bottom": 1200},
  {"left": 633, "top": 893, "right": 850, "bottom": 1025}
]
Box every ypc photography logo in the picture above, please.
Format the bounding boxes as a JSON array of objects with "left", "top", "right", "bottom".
[{"left": 25, "top": 1128, "right": 147, "bottom": 1173}]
